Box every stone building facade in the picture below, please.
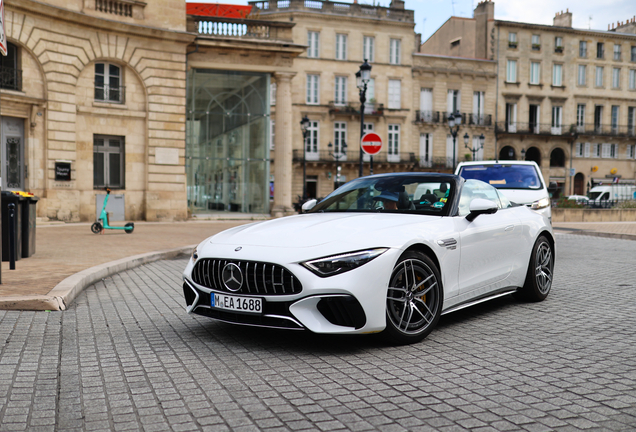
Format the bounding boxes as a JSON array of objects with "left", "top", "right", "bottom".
[
  {"left": 421, "top": 1, "right": 636, "bottom": 197},
  {"left": 3, "top": 0, "right": 192, "bottom": 222}
]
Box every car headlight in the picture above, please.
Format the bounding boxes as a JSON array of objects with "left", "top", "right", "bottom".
[
  {"left": 191, "top": 246, "right": 198, "bottom": 262},
  {"left": 301, "top": 248, "right": 388, "bottom": 277},
  {"left": 531, "top": 197, "right": 550, "bottom": 210}
]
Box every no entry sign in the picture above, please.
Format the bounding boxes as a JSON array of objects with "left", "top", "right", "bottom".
[{"left": 361, "top": 132, "right": 382, "bottom": 155}]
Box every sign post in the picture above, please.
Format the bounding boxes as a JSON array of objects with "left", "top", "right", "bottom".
[{"left": 361, "top": 132, "right": 382, "bottom": 175}]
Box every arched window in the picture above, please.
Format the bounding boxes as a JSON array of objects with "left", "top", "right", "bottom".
[
  {"left": 0, "top": 42, "right": 20, "bottom": 91},
  {"left": 550, "top": 148, "right": 566, "bottom": 167},
  {"left": 525, "top": 146, "right": 542, "bottom": 166},
  {"left": 499, "top": 146, "right": 516, "bottom": 160},
  {"left": 95, "top": 63, "right": 124, "bottom": 103}
]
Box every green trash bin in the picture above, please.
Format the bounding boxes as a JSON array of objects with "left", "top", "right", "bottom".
[
  {"left": 21, "top": 195, "right": 39, "bottom": 258},
  {"left": 1, "top": 191, "right": 24, "bottom": 262}
]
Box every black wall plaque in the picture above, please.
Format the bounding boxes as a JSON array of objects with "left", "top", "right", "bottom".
[{"left": 55, "top": 162, "right": 71, "bottom": 181}]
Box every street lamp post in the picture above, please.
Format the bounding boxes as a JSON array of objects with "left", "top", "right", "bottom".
[
  {"left": 464, "top": 132, "right": 485, "bottom": 161},
  {"left": 328, "top": 141, "right": 348, "bottom": 189},
  {"left": 300, "top": 115, "right": 310, "bottom": 199},
  {"left": 447, "top": 111, "right": 463, "bottom": 171},
  {"left": 357, "top": 60, "right": 372, "bottom": 178}
]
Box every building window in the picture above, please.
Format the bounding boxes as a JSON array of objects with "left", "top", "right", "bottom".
[
  {"left": 508, "top": 32, "right": 517, "bottom": 48},
  {"left": 447, "top": 89, "right": 460, "bottom": 114},
  {"left": 366, "top": 78, "right": 375, "bottom": 103},
  {"left": 602, "top": 143, "right": 618, "bottom": 158},
  {"left": 505, "top": 103, "right": 517, "bottom": 132},
  {"left": 94, "top": 135, "right": 124, "bottom": 189},
  {"left": 419, "top": 133, "right": 432, "bottom": 167},
  {"left": 335, "top": 34, "right": 347, "bottom": 60},
  {"left": 628, "top": 144, "right": 636, "bottom": 158},
  {"left": 473, "top": 91, "right": 485, "bottom": 125},
  {"left": 592, "top": 143, "right": 601, "bottom": 158},
  {"left": 531, "top": 34, "right": 540, "bottom": 50},
  {"left": 614, "top": 44, "right": 622, "bottom": 61},
  {"left": 270, "top": 82, "right": 276, "bottom": 106},
  {"left": 597, "top": 42, "right": 605, "bottom": 59},
  {"left": 578, "top": 65, "right": 587, "bottom": 86},
  {"left": 333, "top": 122, "right": 347, "bottom": 155},
  {"left": 307, "top": 31, "right": 319, "bottom": 58},
  {"left": 629, "top": 107, "right": 636, "bottom": 136},
  {"left": 552, "top": 63, "right": 563, "bottom": 86},
  {"left": 95, "top": 63, "right": 123, "bottom": 103},
  {"left": 390, "top": 39, "right": 401, "bottom": 65},
  {"left": 579, "top": 40, "right": 587, "bottom": 58},
  {"left": 388, "top": 124, "right": 400, "bottom": 161},
  {"left": 506, "top": 59, "right": 517, "bottom": 83},
  {"left": 270, "top": 120, "right": 275, "bottom": 150},
  {"left": 305, "top": 120, "right": 319, "bottom": 159},
  {"left": 596, "top": 66, "right": 604, "bottom": 87},
  {"left": 612, "top": 68, "right": 621, "bottom": 89},
  {"left": 388, "top": 79, "right": 401, "bottom": 109},
  {"left": 611, "top": 106, "right": 619, "bottom": 134},
  {"left": 363, "top": 36, "right": 374, "bottom": 62},
  {"left": 0, "top": 42, "right": 21, "bottom": 91},
  {"left": 551, "top": 106, "right": 563, "bottom": 134},
  {"left": 577, "top": 104, "right": 586, "bottom": 131},
  {"left": 632, "top": 46, "right": 636, "bottom": 62},
  {"left": 555, "top": 36, "right": 563, "bottom": 53},
  {"left": 530, "top": 62, "right": 540, "bottom": 84},
  {"left": 594, "top": 105, "right": 603, "bottom": 133},
  {"left": 630, "top": 69, "right": 636, "bottom": 89},
  {"left": 306, "top": 74, "right": 319, "bottom": 104},
  {"left": 334, "top": 76, "right": 347, "bottom": 105},
  {"left": 575, "top": 142, "right": 590, "bottom": 157}
]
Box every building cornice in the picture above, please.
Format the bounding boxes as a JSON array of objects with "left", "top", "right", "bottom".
[
  {"left": 495, "top": 20, "right": 636, "bottom": 41},
  {"left": 6, "top": 0, "right": 195, "bottom": 44},
  {"left": 414, "top": 53, "right": 496, "bottom": 63},
  {"left": 254, "top": 11, "right": 415, "bottom": 29},
  {"left": 194, "top": 37, "right": 306, "bottom": 55}
]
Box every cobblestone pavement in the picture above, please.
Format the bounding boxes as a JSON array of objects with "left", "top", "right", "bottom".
[{"left": 1, "top": 234, "right": 636, "bottom": 431}]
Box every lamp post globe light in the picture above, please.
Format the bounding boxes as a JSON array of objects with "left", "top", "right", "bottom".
[
  {"left": 447, "top": 111, "right": 462, "bottom": 170},
  {"left": 357, "top": 59, "right": 372, "bottom": 178},
  {"left": 463, "top": 132, "right": 485, "bottom": 161},
  {"left": 300, "top": 115, "right": 310, "bottom": 199}
]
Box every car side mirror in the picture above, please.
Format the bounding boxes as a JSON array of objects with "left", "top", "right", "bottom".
[
  {"left": 548, "top": 181, "right": 558, "bottom": 192},
  {"left": 466, "top": 198, "right": 498, "bottom": 222},
  {"left": 301, "top": 199, "right": 317, "bottom": 213}
]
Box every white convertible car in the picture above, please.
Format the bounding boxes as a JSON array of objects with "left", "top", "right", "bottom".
[{"left": 183, "top": 173, "right": 555, "bottom": 344}]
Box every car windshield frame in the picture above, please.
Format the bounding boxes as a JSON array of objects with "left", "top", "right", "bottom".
[
  {"left": 308, "top": 173, "right": 460, "bottom": 216},
  {"left": 458, "top": 164, "right": 544, "bottom": 190}
]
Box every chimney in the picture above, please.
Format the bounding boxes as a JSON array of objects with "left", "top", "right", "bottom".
[
  {"left": 613, "top": 16, "right": 636, "bottom": 34},
  {"left": 553, "top": 9, "right": 573, "bottom": 28}
]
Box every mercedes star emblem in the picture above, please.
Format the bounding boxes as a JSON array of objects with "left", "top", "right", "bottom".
[
  {"left": 235, "top": 246, "right": 242, "bottom": 252},
  {"left": 222, "top": 263, "right": 243, "bottom": 292}
]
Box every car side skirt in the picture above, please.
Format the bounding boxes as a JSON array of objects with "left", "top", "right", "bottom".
[{"left": 441, "top": 287, "right": 518, "bottom": 316}]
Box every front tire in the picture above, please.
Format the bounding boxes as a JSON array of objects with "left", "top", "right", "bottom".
[
  {"left": 384, "top": 251, "right": 443, "bottom": 345},
  {"left": 91, "top": 222, "right": 103, "bottom": 234},
  {"left": 125, "top": 222, "right": 134, "bottom": 234},
  {"left": 516, "top": 235, "right": 553, "bottom": 302}
]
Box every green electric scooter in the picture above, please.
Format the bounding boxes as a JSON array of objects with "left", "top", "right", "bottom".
[{"left": 91, "top": 188, "right": 134, "bottom": 234}]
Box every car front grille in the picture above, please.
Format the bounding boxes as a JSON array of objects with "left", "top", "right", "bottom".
[{"left": 191, "top": 258, "right": 302, "bottom": 295}]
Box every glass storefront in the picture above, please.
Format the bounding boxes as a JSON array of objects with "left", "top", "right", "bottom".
[{"left": 186, "top": 70, "right": 270, "bottom": 214}]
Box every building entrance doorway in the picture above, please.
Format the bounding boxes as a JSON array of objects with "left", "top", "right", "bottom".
[{"left": 2, "top": 116, "right": 25, "bottom": 191}]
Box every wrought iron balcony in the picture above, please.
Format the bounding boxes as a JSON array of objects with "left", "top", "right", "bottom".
[
  {"left": 94, "top": 84, "right": 126, "bottom": 104},
  {"left": 415, "top": 111, "right": 492, "bottom": 126},
  {"left": 0, "top": 66, "right": 22, "bottom": 91},
  {"left": 328, "top": 101, "right": 384, "bottom": 116},
  {"left": 496, "top": 122, "right": 636, "bottom": 137},
  {"left": 293, "top": 149, "right": 416, "bottom": 164}
]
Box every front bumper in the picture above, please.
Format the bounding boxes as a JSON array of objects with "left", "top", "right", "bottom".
[{"left": 182, "top": 247, "right": 400, "bottom": 335}]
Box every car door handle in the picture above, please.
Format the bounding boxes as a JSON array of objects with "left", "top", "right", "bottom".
[{"left": 505, "top": 225, "right": 514, "bottom": 231}]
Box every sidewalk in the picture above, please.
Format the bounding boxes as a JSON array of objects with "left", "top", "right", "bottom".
[{"left": 0, "top": 219, "right": 635, "bottom": 311}]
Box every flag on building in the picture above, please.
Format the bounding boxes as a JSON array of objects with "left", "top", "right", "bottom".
[{"left": 0, "top": 0, "right": 6, "bottom": 56}]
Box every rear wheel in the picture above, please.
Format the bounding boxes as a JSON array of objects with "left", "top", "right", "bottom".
[
  {"left": 91, "top": 222, "right": 102, "bottom": 234},
  {"left": 384, "top": 251, "right": 442, "bottom": 345},
  {"left": 125, "top": 222, "right": 134, "bottom": 234},
  {"left": 516, "top": 235, "right": 553, "bottom": 302}
]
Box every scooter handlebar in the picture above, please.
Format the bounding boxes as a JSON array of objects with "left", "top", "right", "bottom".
[{"left": 104, "top": 187, "right": 111, "bottom": 194}]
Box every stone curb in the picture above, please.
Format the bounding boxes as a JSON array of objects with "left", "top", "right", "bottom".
[
  {"left": 0, "top": 245, "right": 195, "bottom": 311},
  {"left": 554, "top": 229, "right": 636, "bottom": 241}
]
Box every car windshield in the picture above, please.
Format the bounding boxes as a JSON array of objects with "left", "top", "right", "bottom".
[
  {"left": 458, "top": 164, "right": 543, "bottom": 190},
  {"left": 589, "top": 192, "right": 604, "bottom": 200},
  {"left": 309, "top": 175, "right": 455, "bottom": 215}
]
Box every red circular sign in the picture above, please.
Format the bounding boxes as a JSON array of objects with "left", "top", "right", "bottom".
[{"left": 361, "top": 132, "right": 383, "bottom": 156}]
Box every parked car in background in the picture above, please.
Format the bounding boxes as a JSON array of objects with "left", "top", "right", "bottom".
[
  {"left": 182, "top": 173, "right": 555, "bottom": 345},
  {"left": 589, "top": 185, "right": 636, "bottom": 208},
  {"left": 455, "top": 161, "right": 552, "bottom": 221},
  {"left": 567, "top": 195, "right": 589, "bottom": 205}
]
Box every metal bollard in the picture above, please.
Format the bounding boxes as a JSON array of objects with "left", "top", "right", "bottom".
[{"left": 8, "top": 203, "right": 15, "bottom": 270}]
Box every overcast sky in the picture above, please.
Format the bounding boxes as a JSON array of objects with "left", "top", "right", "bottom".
[{"left": 187, "top": 0, "right": 635, "bottom": 40}]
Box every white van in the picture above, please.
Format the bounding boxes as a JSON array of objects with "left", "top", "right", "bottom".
[
  {"left": 589, "top": 185, "right": 636, "bottom": 207},
  {"left": 455, "top": 161, "right": 551, "bottom": 221}
]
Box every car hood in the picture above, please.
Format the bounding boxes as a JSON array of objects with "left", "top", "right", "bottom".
[
  {"left": 207, "top": 212, "right": 442, "bottom": 249},
  {"left": 497, "top": 188, "right": 547, "bottom": 205}
]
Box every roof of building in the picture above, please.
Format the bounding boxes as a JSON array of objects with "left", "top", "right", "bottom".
[{"left": 186, "top": 3, "right": 253, "bottom": 18}]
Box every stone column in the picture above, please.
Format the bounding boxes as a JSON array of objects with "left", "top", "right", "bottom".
[{"left": 271, "top": 72, "right": 296, "bottom": 217}]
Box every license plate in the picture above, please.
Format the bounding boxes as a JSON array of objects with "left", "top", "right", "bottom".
[{"left": 211, "top": 293, "right": 263, "bottom": 314}]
